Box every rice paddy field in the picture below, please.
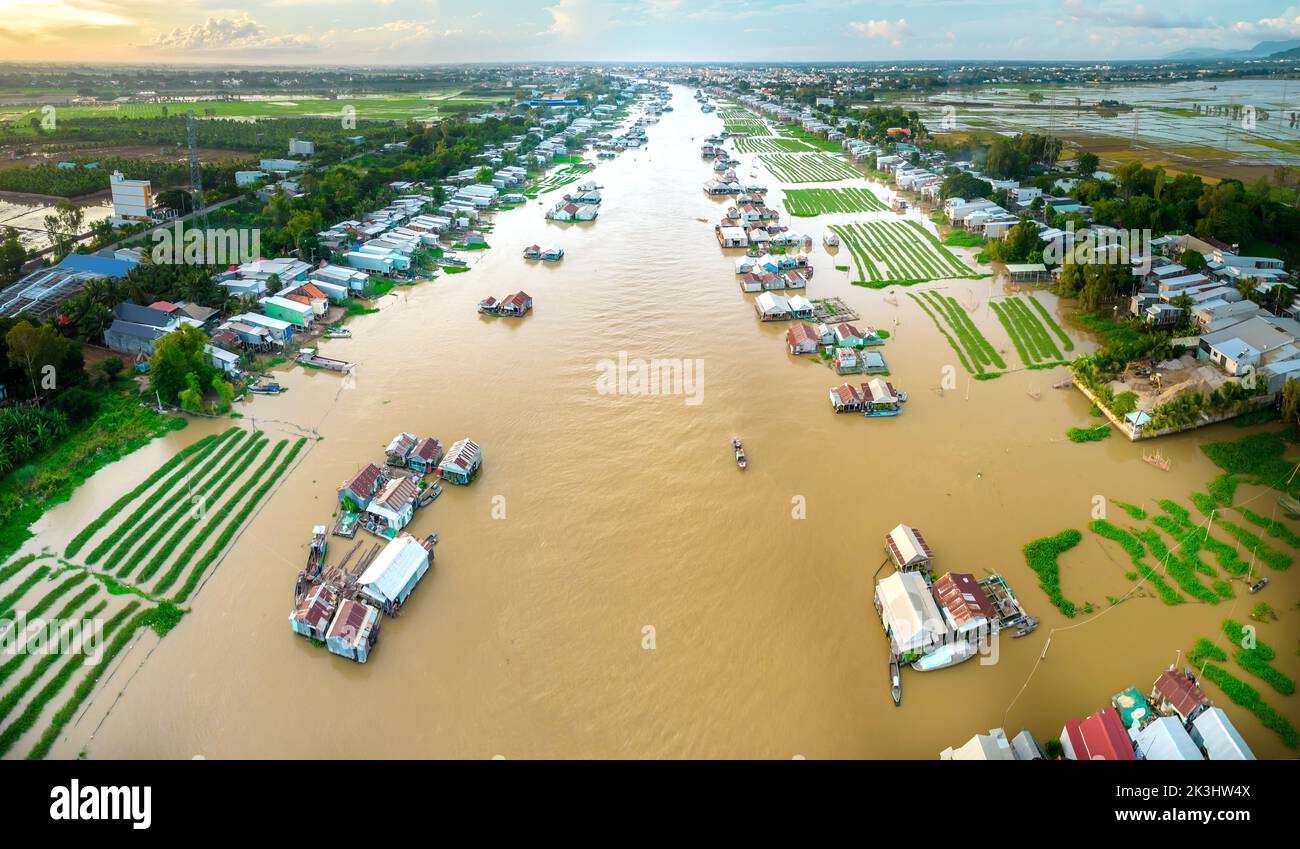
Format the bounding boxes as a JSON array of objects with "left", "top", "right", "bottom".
[
  {"left": 830, "top": 219, "right": 982, "bottom": 285},
  {"left": 731, "top": 136, "right": 817, "bottom": 154},
  {"left": 907, "top": 290, "right": 1007, "bottom": 378},
  {"left": 0, "top": 426, "right": 307, "bottom": 759},
  {"left": 760, "top": 153, "right": 862, "bottom": 183},
  {"left": 783, "top": 187, "right": 889, "bottom": 216},
  {"left": 0, "top": 91, "right": 506, "bottom": 124}
]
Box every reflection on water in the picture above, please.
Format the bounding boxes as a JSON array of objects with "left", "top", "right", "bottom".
[{"left": 30, "top": 84, "right": 1299, "bottom": 760}]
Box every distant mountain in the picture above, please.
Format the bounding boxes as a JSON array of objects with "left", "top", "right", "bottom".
[
  {"left": 1163, "top": 39, "right": 1300, "bottom": 60},
  {"left": 1269, "top": 45, "right": 1300, "bottom": 60}
]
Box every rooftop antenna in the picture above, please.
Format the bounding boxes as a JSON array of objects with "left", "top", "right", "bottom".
[{"left": 186, "top": 110, "right": 207, "bottom": 228}]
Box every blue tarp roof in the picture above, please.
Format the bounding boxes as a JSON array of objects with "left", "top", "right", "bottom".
[{"left": 58, "top": 254, "right": 138, "bottom": 277}]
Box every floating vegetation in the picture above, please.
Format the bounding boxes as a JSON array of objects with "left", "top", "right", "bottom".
[
  {"left": 1022, "top": 528, "right": 1082, "bottom": 617},
  {"left": 1088, "top": 520, "right": 1184, "bottom": 605},
  {"left": 1190, "top": 638, "right": 1298, "bottom": 749},
  {"left": 1115, "top": 501, "right": 1147, "bottom": 520},
  {"left": 1222, "top": 619, "right": 1295, "bottom": 696},
  {"left": 1068, "top": 425, "right": 1111, "bottom": 443}
]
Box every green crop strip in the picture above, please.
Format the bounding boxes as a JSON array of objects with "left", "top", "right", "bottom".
[
  {"left": 83, "top": 428, "right": 236, "bottom": 566},
  {"left": 123, "top": 432, "right": 263, "bottom": 583},
  {"left": 907, "top": 292, "right": 974, "bottom": 374},
  {"left": 1216, "top": 520, "right": 1292, "bottom": 570},
  {"left": 0, "top": 599, "right": 126, "bottom": 738},
  {"left": 1235, "top": 507, "right": 1300, "bottom": 548},
  {"left": 151, "top": 438, "right": 288, "bottom": 596},
  {"left": 732, "top": 136, "right": 816, "bottom": 154},
  {"left": 172, "top": 437, "right": 307, "bottom": 602},
  {"left": 0, "top": 584, "right": 100, "bottom": 688},
  {"left": 0, "top": 566, "right": 51, "bottom": 619},
  {"left": 1133, "top": 526, "right": 1220, "bottom": 604},
  {"left": 759, "top": 153, "right": 860, "bottom": 183},
  {"left": 783, "top": 187, "right": 888, "bottom": 215},
  {"left": 1026, "top": 294, "right": 1074, "bottom": 352},
  {"left": 64, "top": 432, "right": 222, "bottom": 559},
  {"left": 0, "top": 570, "right": 89, "bottom": 624},
  {"left": 142, "top": 436, "right": 270, "bottom": 589},
  {"left": 106, "top": 429, "right": 249, "bottom": 577},
  {"left": 1022, "top": 528, "right": 1082, "bottom": 617}
]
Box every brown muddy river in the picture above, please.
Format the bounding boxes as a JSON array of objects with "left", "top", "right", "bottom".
[{"left": 29, "top": 85, "right": 1300, "bottom": 759}]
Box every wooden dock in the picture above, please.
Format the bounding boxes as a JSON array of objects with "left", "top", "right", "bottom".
[{"left": 812, "top": 297, "right": 859, "bottom": 324}]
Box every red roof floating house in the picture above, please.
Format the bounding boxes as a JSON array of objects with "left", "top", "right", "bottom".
[
  {"left": 289, "top": 584, "right": 338, "bottom": 641},
  {"left": 1151, "top": 667, "right": 1211, "bottom": 722},
  {"left": 339, "top": 462, "right": 384, "bottom": 510},
  {"left": 498, "top": 291, "right": 533, "bottom": 316},
  {"left": 438, "top": 438, "right": 482, "bottom": 485},
  {"left": 932, "top": 572, "right": 998, "bottom": 642},
  {"left": 828, "top": 382, "right": 863, "bottom": 412},
  {"left": 786, "top": 322, "right": 821, "bottom": 355},
  {"left": 1061, "top": 707, "right": 1137, "bottom": 760},
  {"left": 325, "top": 598, "right": 381, "bottom": 663},
  {"left": 408, "top": 437, "right": 443, "bottom": 475}
]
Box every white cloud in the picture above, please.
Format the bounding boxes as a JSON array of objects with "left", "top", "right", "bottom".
[
  {"left": 1231, "top": 6, "right": 1300, "bottom": 37},
  {"left": 148, "top": 15, "right": 318, "bottom": 51},
  {"left": 848, "top": 18, "right": 910, "bottom": 47}
]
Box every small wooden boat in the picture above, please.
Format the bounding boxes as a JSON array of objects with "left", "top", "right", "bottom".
[
  {"left": 1013, "top": 616, "right": 1040, "bottom": 638},
  {"left": 732, "top": 438, "right": 747, "bottom": 470},
  {"left": 306, "top": 525, "right": 327, "bottom": 579},
  {"left": 1249, "top": 576, "right": 1269, "bottom": 593},
  {"left": 1052, "top": 378, "right": 1074, "bottom": 389},
  {"left": 324, "top": 327, "right": 352, "bottom": 339},
  {"left": 889, "top": 656, "right": 901, "bottom": 706},
  {"left": 248, "top": 382, "right": 287, "bottom": 395}
]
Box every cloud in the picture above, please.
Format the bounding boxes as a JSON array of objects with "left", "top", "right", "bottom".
[
  {"left": 1061, "top": 0, "right": 1208, "bottom": 30},
  {"left": 148, "top": 15, "right": 317, "bottom": 52},
  {"left": 1231, "top": 6, "right": 1300, "bottom": 37},
  {"left": 848, "top": 18, "right": 910, "bottom": 47}
]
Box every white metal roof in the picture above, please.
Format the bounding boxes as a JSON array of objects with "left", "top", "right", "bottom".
[{"left": 358, "top": 535, "right": 429, "bottom": 606}]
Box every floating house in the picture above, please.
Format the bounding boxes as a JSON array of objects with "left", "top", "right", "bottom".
[
  {"left": 1190, "top": 707, "right": 1256, "bottom": 760},
  {"left": 541, "top": 245, "right": 564, "bottom": 261},
  {"left": 861, "top": 377, "right": 903, "bottom": 416},
  {"left": 357, "top": 533, "right": 434, "bottom": 615},
  {"left": 289, "top": 584, "right": 337, "bottom": 641},
  {"left": 385, "top": 432, "right": 418, "bottom": 466},
  {"left": 438, "top": 438, "right": 482, "bottom": 485},
  {"left": 940, "top": 727, "right": 1044, "bottom": 761},
  {"left": 755, "top": 292, "right": 791, "bottom": 321},
  {"left": 932, "top": 572, "right": 997, "bottom": 644},
  {"left": 886, "top": 524, "right": 933, "bottom": 572},
  {"left": 500, "top": 291, "right": 533, "bottom": 316},
  {"left": 786, "top": 322, "right": 821, "bottom": 355},
  {"left": 1060, "top": 707, "right": 1137, "bottom": 761},
  {"left": 339, "top": 463, "right": 384, "bottom": 509},
  {"left": 1136, "top": 716, "right": 1204, "bottom": 761},
  {"left": 523, "top": 244, "right": 542, "bottom": 260},
  {"left": 861, "top": 350, "right": 888, "bottom": 374},
  {"left": 325, "top": 598, "right": 381, "bottom": 663},
  {"left": 875, "top": 570, "right": 948, "bottom": 658},
  {"left": 364, "top": 476, "right": 421, "bottom": 537},
  {"left": 834, "top": 347, "right": 859, "bottom": 374},
  {"left": 829, "top": 382, "right": 862, "bottom": 412},
  {"left": 408, "top": 437, "right": 443, "bottom": 475},
  {"left": 1150, "top": 667, "right": 1210, "bottom": 723}
]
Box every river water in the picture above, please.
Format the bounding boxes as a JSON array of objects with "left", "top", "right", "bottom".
[{"left": 30, "top": 85, "right": 1299, "bottom": 759}]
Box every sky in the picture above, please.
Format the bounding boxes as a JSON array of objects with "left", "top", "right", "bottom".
[{"left": 0, "top": 0, "right": 1299, "bottom": 65}]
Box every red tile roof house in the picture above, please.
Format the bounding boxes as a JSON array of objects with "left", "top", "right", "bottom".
[
  {"left": 932, "top": 572, "right": 998, "bottom": 643},
  {"left": 339, "top": 462, "right": 384, "bottom": 510},
  {"left": 325, "top": 598, "right": 381, "bottom": 663},
  {"left": 407, "top": 437, "right": 443, "bottom": 475},
  {"left": 1150, "top": 668, "right": 1211, "bottom": 722},
  {"left": 289, "top": 584, "right": 338, "bottom": 641},
  {"left": 1061, "top": 707, "right": 1137, "bottom": 760},
  {"left": 478, "top": 295, "right": 499, "bottom": 314},
  {"left": 498, "top": 291, "right": 533, "bottom": 316},
  {"left": 828, "top": 382, "right": 863, "bottom": 412},
  {"left": 786, "top": 322, "right": 821, "bottom": 355}
]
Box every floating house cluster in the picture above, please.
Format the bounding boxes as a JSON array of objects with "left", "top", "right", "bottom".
[
  {"left": 939, "top": 666, "right": 1257, "bottom": 760},
  {"left": 478, "top": 291, "right": 534, "bottom": 317},
  {"left": 545, "top": 182, "right": 603, "bottom": 221},
  {"left": 874, "top": 524, "right": 1035, "bottom": 682}
]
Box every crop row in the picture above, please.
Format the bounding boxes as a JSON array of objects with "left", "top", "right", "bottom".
[
  {"left": 83, "top": 428, "right": 237, "bottom": 566},
  {"left": 64, "top": 431, "right": 224, "bottom": 559},
  {"left": 1190, "top": 639, "right": 1297, "bottom": 749},
  {"left": 142, "top": 436, "right": 270, "bottom": 590},
  {"left": 1088, "top": 519, "right": 1185, "bottom": 605},
  {"left": 906, "top": 292, "right": 975, "bottom": 374},
  {"left": 1025, "top": 294, "right": 1075, "bottom": 352},
  {"left": 0, "top": 584, "right": 100, "bottom": 689},
  {"left": 732, "top": 136, "right": 815, "bottom": 154},
  {"left": 759, "top": 153, "right": 860, "bottom": 183},
  {"left": 921, "top": 291, "right": 1006, "bottom": 372},
  {"left": 834, "top": 220, "right": 976, "bottom": 284},
  {"left": 108, "top": 429, "right": 251, "bottom": 577},
  {"left": 173, "top": 437, "right": 307, "bottom": 602},
  {"left": 784, "top": 187, "right": 888, "bottom": 216}
]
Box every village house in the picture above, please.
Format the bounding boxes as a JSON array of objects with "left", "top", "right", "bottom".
[
  {"left": 325, "top": 598, "right": 381, "bottom": 663},
  {"left": 875, "top": 570, "right": 949, "bottom": 658},
  {"left": 861, "top": 377, "right": 903, "bottom": 415},
  {"left": 829, "top": 382, "right": 863, "bottom": 412},
  {"left": 339, "top": 462, "right": 384, "bottom": 510},
  {"left": 1060, "top": 707, "right": 1136, "bottom": 760},
  {"left": 786, "top": 322, "right": 821, "bottom": 355},
  {"left": 357, "top": 533, "right": 435, "bottom": 615},
  {"left": 438, "top": 438, "right": 483, "bottom": 485},
  {"left": 1150, "top": 667, "right": 1211, "bottom": 724},
  {"left": 289, "top": 584, "right": 337, "bottom": 642},
  {"left": 754, "top": 292, "right": 792, "bottom": 321},
  {"left": 932, "top": 572, "right": 997, "bottom": 645},
  {"left": 1190, "top": 707, "right": 1256, "bottom": 760},
  {"left": 364, "top": 475, "right": 421, "bottom": 536},
  {"left": 886, "top": 524, "right": 934, "bottom": 572},
  {"left": 385, "top": 432, "right": 418, "bottom": 466},
  {"left": 408, "top": 437, "right": 443, "bottom": 475},
  {"left": 834, "top": 347, "right": 859, "bottom": 374}
]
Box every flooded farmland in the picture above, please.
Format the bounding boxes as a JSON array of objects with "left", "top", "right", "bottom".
[{"left": 22, "top": 84, "right": 1299, "bottom": 760}]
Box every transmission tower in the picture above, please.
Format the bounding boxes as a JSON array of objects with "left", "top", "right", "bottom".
[{"left": 186, "top": 111, "right": 207, "bottom": 227}]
